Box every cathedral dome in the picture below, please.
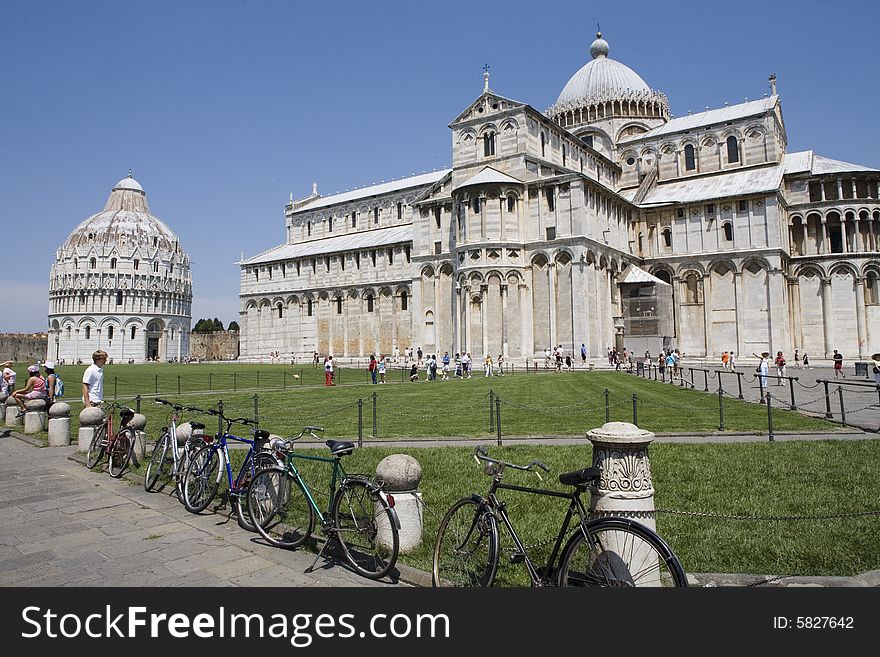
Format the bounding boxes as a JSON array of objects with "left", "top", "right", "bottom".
[{"left": 555, "top": 33, "right": 652, "bottom": 105}]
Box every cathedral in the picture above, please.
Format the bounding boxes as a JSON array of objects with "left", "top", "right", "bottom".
[
  {"left": 48, "top": 175, "right": 193, "bottom": 363},
  {"left": 239, "top": 32, "right": 880, "bottom": 363}
]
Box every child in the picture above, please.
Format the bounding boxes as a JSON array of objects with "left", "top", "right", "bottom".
[
  {"left": 377, "top": 357, "right": 386, "bottom": 384},
  {"left": 409, "top": 363, "right": 419, "bottom": 382}
]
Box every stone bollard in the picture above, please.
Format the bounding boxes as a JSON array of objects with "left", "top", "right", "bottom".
[
  {"left": 48, "top": 402, "right": 72, "bottom": 446},
  {"left": 127, "top": 413, "right": 148, "bottom": 466},
  {"left": 375, "top": 454, "right": 423, "bottom": 553},
  {"left": 78, "top": 407, "right": 105, "bottom": 452},
  {"left": 585, "top": 421, "right": 656, "bottom": 533},
  {"left": 23, "top": 399, "right": 49, "bottom": 434},
  {"left": 5, "top": 397, "right": 23, "bottom": 428}
]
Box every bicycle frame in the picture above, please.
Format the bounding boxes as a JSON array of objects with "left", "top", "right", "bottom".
[
  {"left": 200, "top": 428, "right": 259, "bottom": 498},
  {"left": 482, "top": 478, "right": 590, "bottom": 586},
  {"left": 281, "top": 450, "right": 347, "bottom": 522}
]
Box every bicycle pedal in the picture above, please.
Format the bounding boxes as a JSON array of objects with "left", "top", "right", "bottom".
[{"left": 510, "top": 552, "right": 526, "bottom": 564}]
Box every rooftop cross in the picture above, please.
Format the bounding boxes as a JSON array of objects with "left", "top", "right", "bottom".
[{"left": 483, "top": 64, "right": 490, "bottom": 92}]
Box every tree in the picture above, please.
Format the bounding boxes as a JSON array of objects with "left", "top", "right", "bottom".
[
  {"left": 212, "top": 318, "right": 224, "bottom": 331},
  {"left": 228, "top": 321, "right": 240, "bottom": 332},
  {"left": 193, "top": 318, "right": 215, "bottom": 333}
]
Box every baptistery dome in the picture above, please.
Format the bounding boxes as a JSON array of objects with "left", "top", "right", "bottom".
[{"left": 48, "top": 175, "right": 193, "bottom": 364}]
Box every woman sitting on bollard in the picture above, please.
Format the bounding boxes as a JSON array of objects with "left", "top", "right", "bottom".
[{"left": 11, "top": 365, "right": 47, "bottom": 417}]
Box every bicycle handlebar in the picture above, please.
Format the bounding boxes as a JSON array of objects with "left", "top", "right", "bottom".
[
  {"left": 155, "top": 398, "right": 205, "bottom": 415},
  {"left": 473, "top": 445, "right": 550, "bottom": 480}
]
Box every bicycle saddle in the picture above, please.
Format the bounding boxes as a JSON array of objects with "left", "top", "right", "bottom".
[
  {"left": 189, "top": 422, "right": 205, "bottom": 431},
  {"left": 254, "top": 429, "right": 270, "bottom": 440},
  {"left": 326, "top": 440, "right": 354, "bottom": 456},
  {"left": 558, "top": 466, "right": 601, "bottom": 487}
]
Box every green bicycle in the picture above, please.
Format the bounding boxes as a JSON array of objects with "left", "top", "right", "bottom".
[{"left": 247, "top": 426, "right": 401, "bottom": 581}]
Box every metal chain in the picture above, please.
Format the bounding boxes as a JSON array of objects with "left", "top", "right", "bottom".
[{"left": 655, "top": 507, "right": 880, "bottom": 521}]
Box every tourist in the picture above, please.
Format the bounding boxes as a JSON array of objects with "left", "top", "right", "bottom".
[
  {"left": 753, "top": 351, "right": 771, "bottom": 403},
  {"left": 484, "top": 354, "right": 493, "bottom": 377},
  {"left": 793, "top": 349, "right": 801, "bottom": 369},
  {"left": 1, "top": 361, "right": 16, "bottom": 400},
  {"left": 802, "top": 351, "right": 811, "bottom": 370},
  {"left": 657, "top": 352, "right": 666, "bottom": 379},
  {"left": 324, "top": 355, "right": 335, "bottom": 386},
  {"left": 721, "top": 351, "right": 729, "bottom": 370},
  {"left": 454, "top": 352, "right": 462, "bottom": 378},
  {"left": 496, "top": 353, "right": 504, "bottom": 376},
  {"left": 368, "top": 354, "right": 378, "bottom": 384},
  {"left": 43, "top": 361, "right": 59, "bottom": 404},
  {"left": 409, "top": 362, "right": 419, "bottom": 382},
  {"left": 313, "top": 351, "right": 320, "bottom": 367},
  {"left": 378, "top": 356, "right": 386, "bottom": 384},
  {"left": 832, "top": 349, "right": 845, "bottom": 378},
  {"left": 464, "top": 352, "right": 473, "bottom": 378},
  {"left": 82, "top": 349, "right": 107, "bottom": 407},
  {"left": 12, "top": 365, "right": 47, "bottom": 416},
  {"left": 581, "top": 343, "right": 587, "bottom": 364},
  {"left": 417, "top": 347, "right": 423, "bottom": 365},
  {"left": 393, "top": 345, "right": 400, "bottom": 364},
  {"left": 565, "top": 353, "right": 572, "bottom": 372},
  {"left": 872, "top": 353, "right": 880, "bottom": 385},
  {"left": 430, "top": 354, "right": 438, "bottom": 381},
  {"left": 729, "top": 351, "right": 737, "bottom": 371},
  {"left": 545, "top": 347, "right": 552, "bottom": 369},
  {"left": 665, "top": 351, "right": 676, "bottom": 382},
  {"left": 441, "top": 351, "right": 450, "bottom": 378},
  {"left": 774, "top": 351, "right": 787, "bottom": 384}
]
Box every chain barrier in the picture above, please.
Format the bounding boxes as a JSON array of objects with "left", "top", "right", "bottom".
[
  {"left": 794, "top": 379, "right": 824, "bottom": 389},
  {"left": 497, "top": 397, "right": 607, "bottom": 416},
  {"left": 655, "top": 507, "right": 880, "bottom": 522}
]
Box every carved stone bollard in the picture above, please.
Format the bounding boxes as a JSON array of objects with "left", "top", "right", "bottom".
[
  {"left": 585, "top": 421, "right": 656, "bottom": 533},
  {"left": 375, "top": 454, "right": 423, "bottom": 553},
  {"left": 78, "top": 407, "right": 105, "bottom": 451},
  {"left": 5, "top": 397, "right": 22, "bottom": 428},
  {"left": 127, "top": 413, "right": 148, "bottom": 465},
  {"left": 48, "top": 402, "right": 72, "bottom": 446},
  {"left": 23, "top": 398, "right": 49, "bottom": 434}
]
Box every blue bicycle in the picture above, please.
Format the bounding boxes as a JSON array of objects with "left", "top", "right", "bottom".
[{"left": 181, "top": 407, "right": 277, "bottom": 531}]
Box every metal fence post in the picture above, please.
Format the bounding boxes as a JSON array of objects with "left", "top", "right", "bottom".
[
  {"left": 357, "top": 398, "right": 363, "bottom": 448},
  {"left": 135, "top": 394, "right": 141, "bottom": 414},
  {"left": 253, "top": 394, "right": 259, "bottom": 429},
  {"left": 767, "top": 392, "right": 774, "bottom": 441},
  {"left": 703, "top": 369, "right": 709, "bottom": 392},
  {"left": 154, "top": 374, "right": 158, "bottom": 394},
  {"left": 234, "top": 372, "right": 237, "bottom": 391},
  {"left": 734, "top": 371, "right": 743, "bottom": 399},
  {"left": 838, "top": 386, "right": 847, "bottom": 426},
  {"left": 371, "top": 391, "right": 377, "bottom": 438},
  {"left": 300, "top": 370, "right": 304, "bottom": 386},
  {"left": 114, "top": 376, "right": 118, "bottom": 399},
  {"left": 495, "top": 396, "right": 502, "bottom": 446},
  {"left": 217, "top": 399, "right": 224, "bottom": 437},
  {"left": 283, "top": 371, "right": 286, "bottom": 390},
  {"left": 823, "top": 380, "right": 832, "bottom": 418},
  {"left": 604, "top": 388, "right": 610, "bottom": 423},
  {"left": 758, "top": 374, "right": 764, "bottom": 404},
  {"left": 489, "top": 389, "right": 495, "bottom": 433},
  {"left": 789, "top": 377, "right": 797, "bottom": 410},
  {"left": 718, "top": 381, "right": 725, "bottom": 431},
  {"left": 177, "top": 375, "right": 181, "bottom": 396},
  {"left": 690, "top": 368, "right": 695, "bottom": 389},
  {"left": 209, "top": 372, "right": 212, "bottom": 391},
  {"left": 632, "top": 394, "right": 638, "bottom": 426}
]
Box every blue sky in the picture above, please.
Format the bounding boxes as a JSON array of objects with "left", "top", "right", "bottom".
[{"left": 2, "top": 0, "right": 877, "bottom": 332}]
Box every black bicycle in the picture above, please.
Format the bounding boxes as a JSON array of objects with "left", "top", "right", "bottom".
[{"left": 432, "top": 446, "right": 687, "bottom": 587}]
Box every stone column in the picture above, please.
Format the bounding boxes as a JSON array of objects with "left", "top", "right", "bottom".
[
  {"left": 464, "top": 285, "right": 473, "bottom": 355},
  {"left": 5, "top": 397, "right": 22, "bottom": 428},
  {"left": 821, "top": 277, "right": 834, "bottom": 358},
  {"left": 48, "top": 402, "right": 71, "bottom": 446},
  {"left": 549, "top": 262, "right": 558, "bottom": 349},
  {"left": 499, "top": 284, "right": 508, "bottom": 357},
  {"left": 375, "top": 454, "right": 423, "bottom": 553},
  {"left": 586, "top": 422, "right": 657, "bottom": 533},
  {"left": 733, "top": 271, "right": 744, "bottom": 358},
  {"left": 821, "top": 218, "right": 829, "bottom": 255},
  {"left": 128, "top": 412, "right": 148, "bottom": 467},
  {"left": 23, "top": 399, "right": 48, "bottom": 434},
  {"left": 434, "top": 274, "right": 441, "bottom": 352},
  {"left": 78, "top": 406, "right": 105, "bottom": 451},
  {"left": 480, "top": 285, "right": 489, "bottom": 358},
  {"left": 855, "top": 277, "right": 868, "bottom": 359}
]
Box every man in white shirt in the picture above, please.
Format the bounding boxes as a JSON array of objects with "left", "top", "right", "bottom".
[{"left": 82, "top": 350, "right": 107, "bottom": 407}]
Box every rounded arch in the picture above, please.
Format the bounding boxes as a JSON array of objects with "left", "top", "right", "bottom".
[
  {"left": 500, "top": 118, "right": 519, "bottom": 132},
  {"left": 420, "top": 265, "right": 435, "bottom": 278},
  {"left": 99, "top": 317, "right": 120, "bottom": 329},
  {"left": 504, "top": 270, "right": 523, "bottom": 285},
  {"left": 378, "top": 286, "right": 393, "bottom": 297},
  {"left": 467, "top": 271, "right": 485, "bottom": 284},
  {"left": 794, "top": 264, "right": 825, "bottom": 279},
  {"left": 615, "top": 121, "right": 652, "bottom": 142},
  {"left": 360, "top": 288, "right": 378, "bottom": 300},
  {"left": 438, "top": 261, "right": 455, "bottom": 276},
  {"left": 77, "top": 316, "right": 98, "bottom": 329},
  {"left": 346, "top": 289, "right": 360, "bottom": 300},
  {"left": 788, "top": 213, "right": 805, "bottom": 225},
  {"left": 554, "top": 249, "right": 574, "bottom": 265},
  {"left": 708, "top": 259, "right": 738, "bottom": 276},
  {"left": 741, "top": 257, "right": 771, "bottom": 275},
  {"left": 285, "top": 295, "right": 299, "bottom": 306},
  {"left": 478, "top": 122, "right": 498, "bottom": 135},
  {"left": 531, "top": 253, "right": 550, "bottom": 268},
  {"left": 271, "top": 296, "right": 285, "bottom": 307},
  {"left": 677, "top": 261, "right": 706, "bottom": 277},
  {"left": 860, "top": 261, "right": 880, "bottom": 277},
  {"left": 828, "top": 262, "right": 858, "bottom": 279},
  {"left": 258, "top": 298, "right": 271, "bottom": 309}
]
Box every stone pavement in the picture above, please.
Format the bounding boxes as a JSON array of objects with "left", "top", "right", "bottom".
[
  {"left": 0, "top": 431, "right": 409, "bottom": 588},
  {"left": 2, "top": 429, "right": 877, "bottom": 587}
]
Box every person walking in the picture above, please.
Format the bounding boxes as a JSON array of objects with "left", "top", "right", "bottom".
[
  {"left": 581, "top": 343, "right": 587, "bottom": 365},
  {"left": 465, "top": 352, "right": 473, "bottom": 378},
  {"left": 802, "top": 351, "right": 811, "bottom": 370},
  {"left": 657, "top": 352, "right": 666, "bottom": 380},
  {"left": 665, "top": 351, "right": 676, "bottom": 382},
  {"left": 378, "top": 356, "right": 386, "bottom": 384},
  {"left": 82, "top": 349, "right": 107, "bottom": 408},
  {"left": 454, "top": 352, "right": 462, "bottom": 378},
  {"left": 774, "top": 351, "right": 787, "bottom": 384},
  {"left": 484, "top": 354, "right": 493, "bottom": 377},
  {"left": 753, "top": 351, "right": 771, "bottom": 403},
  {"left": 1, "top": 361, "right": 16, "bottom": 400},
  {"left": 872, "top": 353, "right": 880, "bottom": 385},
  {"left": 368, "top": 354, "right": 378, "bottom": 384},
  {"left": 324, "top": 355, "right": 335, "bottom": 386},
  {"left": 496, "top": 353, "right": 504, "bottom": 376},
  {"left": 793, "top": 349, "right": 801, "bottom": 369},
  {"left": 721, "top": 351, "right": 729, "bottom": 370},
  {"left": 832, "top": 349, "right": 845, "bottom": 378},
  {"left": 565, "top": 353, "right": 572, "bottom": 372},
  {"left": 729, "top": 351, "right": 737, "bottom": 371}
]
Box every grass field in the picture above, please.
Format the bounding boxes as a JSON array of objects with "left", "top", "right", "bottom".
[{"left": 6, "top": 360, "right": 839, "bottom": 442}]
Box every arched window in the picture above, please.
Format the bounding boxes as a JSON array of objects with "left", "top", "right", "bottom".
[
  {"left": 153, "top": 261, "right": 159, "bottom": 272},
  {"left": 107, "top": 326, "right": 114, "bottom": 340},
  {"left": 722, "top": 222, "right": 734, "bottom": 241},
  {"left": 85, "top": 326, "right": 91, "bottom": 340},
  {"left": 473, "top": 196, "right": 481, "bottom": 213},
  {"left": 507, "top": 195, "right": 516, "bottom": 213},
  {"left": 131, "top": 326, "right": 137, "bottom": 340},
  {"left": 684, "top": 144, "right": 696, "bottom": 171},
  {"left": 662, "top": 227, "right": 673, "bottom": 248},
  {"left": 685, "top": 274, "right": 700, "bottom": 303},
  {"left": 116, "top": 291, "right": 123, "bottom": 306},
  {"left": 866, "top": 272, "right": 880, "bottom": 305},
  {"left": 277, "top": 305, "right": 283, "bottom": 319},
  {"left": 400, "top": 291, "right": 408, "bottom": 310},
  {"left": 110, "top": 258, "right": 117, "bottom": 269},
  {"left": 541, "top": 133, "right": 546, "bottom": 156},
  {"left": 336, "top": 298, "right": 343, "bottom": 314},
  {"left": 133, "top": 259, "right": 139, "bottom": 270},
  {"left": 483, "top": 131, "right": 495, "bottom": 157},
  {"left": 367, "top": 294, "right": 374, "bottom": 313},
  {"left": 306, "top": 299, "right": 313, "bottom": 316},
  {"left": 726, "top": 136, "right": 739, "bottom": 163},
  {"left": 89, "top": 257, "right": 96, "bottom": 268}
]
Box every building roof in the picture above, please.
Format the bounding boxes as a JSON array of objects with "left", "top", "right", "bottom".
[
  {"left": 620, "top": 263, "right": 670, "bottom": 286},
  {"left": 242, "top": 224, "right": 412, "bottom": 265},
  {"left": 454, "top": 166, "right": 523, "bottom": 192},
  {"left": 783, "top": 150, "right": 813, "bottom": 174},
  {"left": 556, "top": 33, "right": 654, "bottom": 107},
  {"left": 636, "top": 165, "right": 785, "bottom": 206},
  {"left": 294, "top": 170, "right": 450, "bottom": 212},
  {"left": 622, "top": 96, "right": 778, "bottom": 141},
  {"left": 782, "top": 150, "right": 878, "bottom": 176}
]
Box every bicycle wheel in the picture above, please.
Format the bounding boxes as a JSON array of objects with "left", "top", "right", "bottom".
[
  {"left": 557, "top": 517, "right": 687, "bottom": 588},
  {"left": 182, "top": 445, "right": 221, "bottom": 513},
  {"left": 249, "top": 468, "right": 314, "bottom": 548},
  {"left": 86, "top": 424, "right": 107, "bottom": 469},
  {"left": 144, "top": 430, "right": 171, "bottom": 491},
  {"left": 234, "top": 451, "right": 279, "bottom": 531},
  {"left": 432, "top": 497, "right": 499, "bottom": 587},
  {"left": 108, "top": 428, "right": 135, "bottom": 478},
  {"left": 175, "top": 439, "right": 201, "bottom": 500},
  {"left": 331, "top": 479, "right": 399, "bottom": 580}
]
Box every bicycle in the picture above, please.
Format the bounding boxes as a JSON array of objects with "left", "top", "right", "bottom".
[
  {"left": 144, "top": 398, "right": 208, "bottom": 497},
  {"left": 86, "top": 402, "right": 137, "bottom": 478},
  {"left": 181, "top": 407, "right": 278, "bottom": 531},
  {"left": 247, "top": 426, "right": 401, "bottom": 581},
  {"left": 432, "top": 446, "right": 687, "bottom": 587}
]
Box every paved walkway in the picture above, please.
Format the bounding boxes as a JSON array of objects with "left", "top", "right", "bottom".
[{"left": 0, "top": 432, "right": 407, "bottom": 587}]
